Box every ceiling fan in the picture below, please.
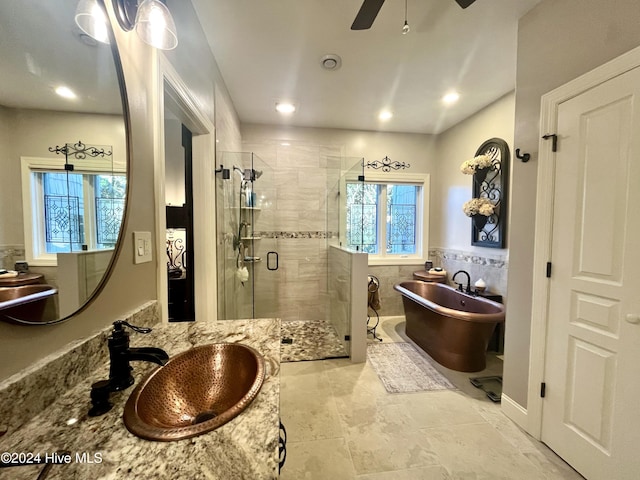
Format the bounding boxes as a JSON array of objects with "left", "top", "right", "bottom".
[{"left": 351, "top": 0, "right": 476, "bottom": 30}]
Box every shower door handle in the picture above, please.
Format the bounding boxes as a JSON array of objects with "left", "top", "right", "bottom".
[{"left": 267, "top": 251, "right": 279, "bottom": 271}]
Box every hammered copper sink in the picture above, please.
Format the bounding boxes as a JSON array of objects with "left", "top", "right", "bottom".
[{"left": 123, "top": 343, "right": 265, "bottom": 441}]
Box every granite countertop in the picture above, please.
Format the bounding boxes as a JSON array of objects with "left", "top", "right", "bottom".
[{"left": 0, "top": 318, "right": 281, "bottom": 480}]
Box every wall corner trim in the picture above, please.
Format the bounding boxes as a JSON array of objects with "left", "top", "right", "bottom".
[{"left": 501, "top": 393, "right": 530, "bottom": 434}]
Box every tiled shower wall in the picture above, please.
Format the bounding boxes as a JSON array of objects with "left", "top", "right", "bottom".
[
  {"left": 240, "top": 142, "right": 344, "bottom": 322},
  {"left": 0, "top": 245, "right": 23, "bottom": 270}
]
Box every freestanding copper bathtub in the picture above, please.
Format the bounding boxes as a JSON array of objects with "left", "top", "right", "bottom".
[
  {"left": 0, "top": 285, "right": 58, "bottom": 324},
  {"left": 394, "top": 281, "right": 505, "bottom": 372}
]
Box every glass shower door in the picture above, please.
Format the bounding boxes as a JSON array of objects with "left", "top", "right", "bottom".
[
  {"left": 216, "top": 151, "right": 273, "bottom": 320},
  {"left": 250, "top": 152, "right": 278, "bottom": 319}
]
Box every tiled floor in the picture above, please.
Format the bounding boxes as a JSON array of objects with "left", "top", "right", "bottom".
[{"left": 279, "top": 316, "right": 584, "bottom": 479}]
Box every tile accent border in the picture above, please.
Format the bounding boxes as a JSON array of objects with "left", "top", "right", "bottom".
[
  {"left": 255, "top": 231, "right": 338, "bottom": 239},
  {"left": 429, "top": 247, "right": 508, "bottom": 269}
]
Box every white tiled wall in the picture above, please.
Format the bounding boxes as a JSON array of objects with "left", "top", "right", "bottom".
[{"left": 242, "top": 142, "right": 343, "bottom": 322}]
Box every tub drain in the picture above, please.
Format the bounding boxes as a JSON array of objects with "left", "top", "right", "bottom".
[{"left": 193, "top": 411, "right": 218, "bottom": 424}]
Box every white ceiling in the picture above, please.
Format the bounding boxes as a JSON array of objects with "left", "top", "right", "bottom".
[
  {"left": 192, "top": 0, "right": 540, "bottom": 135},
  {"left": 0, "top": 0, "right": 121, "bottom": 115}
]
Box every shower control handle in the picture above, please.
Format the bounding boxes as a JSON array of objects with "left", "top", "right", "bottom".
[{"left": 267, "top": 251, "right": 279, "bottom": 271}]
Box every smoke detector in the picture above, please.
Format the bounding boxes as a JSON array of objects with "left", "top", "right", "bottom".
[{"left": 320, "top": 54, "right": 342, "bottom": 71}]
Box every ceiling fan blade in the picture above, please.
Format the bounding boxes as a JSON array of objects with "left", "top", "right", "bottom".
[
  {"left": 351, "top": 0, "right": 386, "bottom": 30},
  {"left": 454, "top": 0, "right": 476, "bottom": 8}
]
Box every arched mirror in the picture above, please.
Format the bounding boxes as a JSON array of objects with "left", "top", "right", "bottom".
[{"left": 0, "top": 0, "right": 128, "bottom": 325}]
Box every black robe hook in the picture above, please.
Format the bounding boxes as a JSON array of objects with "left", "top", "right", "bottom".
[{"left": 515, "top": 148, "right": 530, "bottom": 163}]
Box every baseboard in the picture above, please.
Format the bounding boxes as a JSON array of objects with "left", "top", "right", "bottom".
[{"left": 501, "top": 393, "right": 528, "bottom": 430}]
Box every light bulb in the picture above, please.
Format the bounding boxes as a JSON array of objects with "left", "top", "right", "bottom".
[
  {"left": 135, "top": 0, "right": 178, "bottom": 50},
  {"left": 75, "top": 0, "right": 111, "bottom": 44},
  {"left": 402, "top": 21, "right": 410, "bottom": 35}
]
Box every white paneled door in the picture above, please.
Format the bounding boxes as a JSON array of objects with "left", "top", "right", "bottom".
[{"left": 542, "top": 66, "right": 640, "bottom": 479}]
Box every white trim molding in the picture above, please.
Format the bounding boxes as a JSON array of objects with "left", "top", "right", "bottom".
[
  {"left": 155, "top": 54, "right": 216, "bottom": 324},
  {"left": 340, "top": 170, "right": 430, "bottom": 265},
  {"left": 501, "top": 393, "right": 528, "bottom": 431},
  {"left": 527, "top": 44, "right": 640, "bottom": 441}
]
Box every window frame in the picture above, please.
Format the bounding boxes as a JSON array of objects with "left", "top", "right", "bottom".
[
  {"left": 343, "top": 171, "right": 430, "bottom": 266},
  {"left": 20, "top": 156, "right": 125, "bottom": 266}
]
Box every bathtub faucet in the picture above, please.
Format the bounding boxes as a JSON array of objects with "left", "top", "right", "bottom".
[{"left": 452, "top": 270, "right": 472, "bottom": 294}]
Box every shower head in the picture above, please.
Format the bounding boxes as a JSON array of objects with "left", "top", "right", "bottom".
[{"left": 233, "top": 166, "right": 263, "bottom": 182}]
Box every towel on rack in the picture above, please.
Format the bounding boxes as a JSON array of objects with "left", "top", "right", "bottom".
[{"left": 368, "top": 275, "right": 381, "bottom": 311}]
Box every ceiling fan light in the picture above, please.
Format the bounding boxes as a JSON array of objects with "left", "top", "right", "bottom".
[
  {"left": 135, "top": 0, "right": 178, "bottom": 50},
  {"left": 74, "top": 0, "right": 111, "bottom": 44}
]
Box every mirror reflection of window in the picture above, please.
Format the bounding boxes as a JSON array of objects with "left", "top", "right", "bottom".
[
  {"left": 94, "top": 174, "right": 126, "bottom": 248},
  {"left": 26, "top": 167, "right": 126, "bottom": 261},
  {"left": 43, "top": 172, "right": 84, "bottom": 252}
]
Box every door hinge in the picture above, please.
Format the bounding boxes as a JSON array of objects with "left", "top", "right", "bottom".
[
  {"left": 546, "top": 262, "right": 552, "bottom": 278},
  {"left": 344, "top": 335, "right": 351, "bottom": 341},
  {"left": 357, "top": 175, "right": 365, "bottom": 182},
  {"left": 542, "top": 133, "right": 558, "bottom": 152},
  {"left": 540, "top": 382, "right": 546, "bottom": 398}
]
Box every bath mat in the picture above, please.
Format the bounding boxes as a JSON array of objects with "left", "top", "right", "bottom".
[{"left": 367, "top": 342, "right": 456, "bottom": 393}]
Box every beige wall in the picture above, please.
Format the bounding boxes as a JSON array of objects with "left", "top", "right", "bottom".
[
  {"left": 0, "top": 0, "right": 237, "bottom": 381},
  {"left": 0, "top": 106, "right": 18, "bottom": 246},
  {"left": 0, "top": 19, "right": 157, "bottom": 380},
  {"left": 241, "top": 124, "right": 437, "bottom": 173},
  {"left": 504, "top": 0, "right": 640, "bottom": 408},
  {"left": 0, "top": 109, "right": 125, "bottom": 247},
  {"left": 432, "top": 92, "right": 515, "bottom": 252}
]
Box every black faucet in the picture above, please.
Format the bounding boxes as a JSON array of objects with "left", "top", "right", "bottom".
[
  {"left": 89, "top": 321, "right": 169, "bottom": 416},
  {"left": 452, "top": 270, "right": 472, "bottom": 294}
]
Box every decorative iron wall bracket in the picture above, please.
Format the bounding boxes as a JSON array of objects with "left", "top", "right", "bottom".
[
  {"left": 49, "top": 140, "right": 113, "bottom": 169},
  {"left": 365, "top": 156, "right": 410, "bottom": 171},
  {"left": 471, "top": 138, "right": 509, "bottom": 248}
]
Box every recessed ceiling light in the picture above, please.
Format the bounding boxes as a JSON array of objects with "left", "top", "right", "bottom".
[
  {"left": 276, "top": 102, "right": 296, "bottom": 114},
  {"left": 378, "top": 110, "right": 393, "bottom": 121},
  {"left": 442, "top": 91, "right": 460, "bottom": 104},
  {"left": 280, "top": 142, "right": 290, "bottom": 146},
  {"left": 55, "top": 86, "right": 77, "bottom": 99}
]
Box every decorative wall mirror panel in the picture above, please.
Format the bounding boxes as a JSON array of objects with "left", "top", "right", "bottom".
[
  {"left": 0, "top": 0, "right": 129, "bottom": 325},
  {"left": 470, "top": 138, "right": 509, "bottom": 248}
]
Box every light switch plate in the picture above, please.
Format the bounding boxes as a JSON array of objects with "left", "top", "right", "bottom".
[{"left": 133, "top": 231, "right": 152, "bottom": 264}]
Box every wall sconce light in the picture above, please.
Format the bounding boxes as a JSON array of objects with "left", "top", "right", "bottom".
[
  {"left": 114, "top": 0, "right": 178, "bottom": 50},
  {"left": 75, "top": 0, "right": 111, "bottom": 44}
]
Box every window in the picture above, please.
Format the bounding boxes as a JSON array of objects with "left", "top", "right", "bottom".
[
  {"left": 345, "top": 173, "right": 429, "bottom": 264},
  {"left": 21, "top": 156, "right": 126, "bottom": 266}
]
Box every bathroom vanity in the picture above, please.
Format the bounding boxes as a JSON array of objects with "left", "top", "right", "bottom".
[{"left": 0, "top": 309, "right": 281, "bottom": 479}]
